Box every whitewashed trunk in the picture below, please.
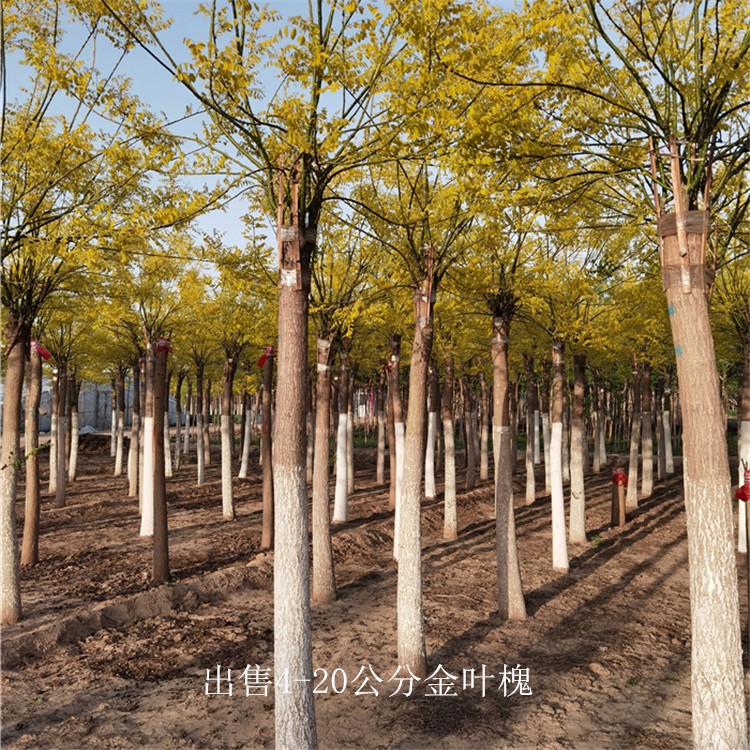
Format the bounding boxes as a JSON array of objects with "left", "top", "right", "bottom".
[
  {"left": 55, "top": 413, "right": 67, "bottom": 507},
  {"left": 221, "top": 414, "right": 234, "bottom": 520},
  {"left": 393, "top": 421, "right": 405, "bottom": 559},
  {"left": 664, "top": 411, "right": 674, "bottom": 474},
  {"left": 114, "top": 410, "right": 125, "bottom": 476},
  {"left": 164, "top": 413, "right": 173, "bottom": 478},
  {"left": 550, "top": 422, "right": 568, "bottom": 572},
  {"left": 376, "top": 412, "right": 386, "bottom": 485},
  {"left": 533, "top": 409, "right": 541, "bottom": 464},
  {"left": 238, "top": 406, "right": 253, "bottom": 478},
  {"left": 542, "top": 412, "right": 551, "bottom": 492},
  {"left": 525, "top": 408, "right": 535, "bottom": 505},
  {"left": 592, "top": 411, "right": 602, "bottom": 471},
  {"left": 139, "top": 415, "right": 155, "bottom": 536},
  {"left": 598, "top": 416, "right": 607, "bottom": 465},
  {"left": 424, "top": 411, "right": 437, "bottom": 499},
  {"left": 128, "top": 422, "right": 139, "bottom": 497},
  {"left": 110, "top": 402, "right": 117, "bottom": 457},
  {"left": 641, "top": 412, "right": 654, "bottom": 498},
  {"left": 346, "top": 410, "right": 354, "bottom": 494},
  {"left": 626, "top": 412, "right": 641, "bottom": 509},
  {"left": 569, "top": 420, "right": 586, "bottom": 544},
  {"left": 332, "top": 413, "right": 349, "bottom": 523},
  {"left": 67, "top": 411, "right": 79, "bottom": 482},
  {"left": 48, "top": 417, "right": 57, "bottom": 495},
  {"left": 562, "top": 406, "right": 570, "bottom": 484},
  {"left": 480, "top": 412, "right": 489, "bottom": 481},
  {"left": 183, "top": 411, "right": 191, "bottom": 455},
  {"left": 443, "top": 417, "right": 456, "bottom": 538}
]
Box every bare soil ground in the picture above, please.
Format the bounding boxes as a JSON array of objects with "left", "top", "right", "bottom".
[{"left": 2, "top": 434, "right": 749, "bottom": 749}]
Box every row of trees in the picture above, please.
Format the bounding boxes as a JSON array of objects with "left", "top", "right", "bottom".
[{"left": 3, "top": 0, "right": 749, "bottom": 747}]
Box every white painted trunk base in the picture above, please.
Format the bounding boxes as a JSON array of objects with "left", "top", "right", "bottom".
[
  {"left": 139, "top": 415, "right": 155, "bottom": 536},
  {"left": 550, "top": 422, "right": 568, "bottom": 572},
  {"left": 393, "top": 422, "right": 405, "bottom": 559},
  {"left": 221, "top": 415, "right": 234, "bottom": 520},
  {"left": 533, "top": 410, "right": 541, "bottom": 464},
  {"left": 67, "top": 412, "right": 79, "bottom": 482},
  {"left": 664, "top": 411, "right": 674, "bottom": 474},
  {"left": 164, "top": 413, "right": 173, "bottom": 478},
  {"left": 333, "top": 414, "right": 349, "bottom": 523},
  {"left": 114, "top": 411, "right": 125, "bottom": 476},
  {"left": 424, "top": 412, "right": 437, "bottom": 499},
  {"left": 238, "top": 408, "right": 252, "bottom": 478},
  {"left": 196, "top": 414, "right": 205, "bottom": 485},
  {"left": 542, "top": 413, "right": 551, "bottom": 492}
]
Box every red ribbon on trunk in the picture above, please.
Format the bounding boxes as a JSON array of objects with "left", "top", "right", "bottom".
[
  {"left": 155, "top": 337, "right": 173, "bottom": 354},
  {"left": 611, "top": 466, "right": 628, "bottom": 487},
  {"left": 735, "top": 469, "right": 750, "bottom": 502},
  {"left": 31, "top": 340, "right": 52, "bottom": 360},
  {"left": 257, "top": 345, "right": 274, "bottom": 368}
]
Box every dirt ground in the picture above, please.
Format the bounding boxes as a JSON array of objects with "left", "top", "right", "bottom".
[{"left": 2, "top": 433, "right": 749, "bottom": 749}]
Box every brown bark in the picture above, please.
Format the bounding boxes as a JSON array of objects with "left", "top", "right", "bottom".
[
  {"left": 311, "top": 337, "right": 337, "bottom": 604},
  {"left": 261, "top": 350, "right": 274, "bottom": 549},
  {"left": 1, "top": 319, "right": 27, "bottom": 623},
  {"left": 660, "top": 211, "right": 746, "bottom": 747},
  {"left": 569, "top": 354, "right": 587, "bottom": 544},
  {"left": 387, "top": 334, "right": 403, "bottom": 512},
  {"left": 640, "top": 362, "right": 654, "bottom": 498},
  {"left": 491, "top": 316, "right": 526, "bottom": 620},
  {"left": 152, "top": 347, "right": 170, "bottom": 584},
  {"left": 462, "top": 377, "right": 476, "bottom": 490},
  {"left": 21, "top": 344, "right": 42, "bottom": 567},
  {"left": 174, "top": 369, "right": 185, "bottom": 471},
  {"left": 221, "top": 357, "right": 238, "bottom": 521},
  {"left": 441, "top": 356, "right": 457, "bottom": 540},
  {"left": 625, "top": 362, "right": 641, "bottom": 510},
  {"left": 203, "top": 379, "right": 211, "bottom": 466},
  {"left": 396, "top": 275, "right": 434, "bottom": 679},
  {"left": 524, "top": 359, "right": 537, "bottom": 505},
  {"left": 53, "top": 365, "right": 67, "bottom": 508},
  {"left": 376, "top": 371, "right": 386, "bottom": 485}
]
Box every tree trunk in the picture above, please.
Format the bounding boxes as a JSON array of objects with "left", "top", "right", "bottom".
[
  {"left": 203, "top": 380, "right": 211, "bottom": 467},
  {"left": 152, "top": 346, "right": 170, "bottom": 584},
  {"left": 140, "top": 347, "right": 155, "bottom": 537},
  {"left": 626, "top": 364, "right": 641, "bottom": 510},
  {"left": 261, "top": 348, "right": 274, "bottom": 549},
  {"left": 1, "top": 320, "right": 27, "bottom": 623},
  {"left": 480, "top": 372, "right": 490, "bottom": 481},
  {"left": 462, "top": 377, "right": 476, "bottom": 490},
  {"left": 306, "top": 402, "right": 314, "bottom": 485},
  {"left": 659, "top": 212, "right": 746, "bottom": 748},
  {"left": 347, "top": 367, "right": 355, "bottom": 495},
  {"left": 388, "top": 335, "right": 405, "bottom": 556},
  {"left": 562, "top": 401, "right": 570, "bottom": 485},
  {"left": 174, "top": 370, "right": 185, "bottom": 471},
  {"left": 442, "top": 356, "right": 457, "bottom": 540},
  {"left": 53, "top": 365, "right": 68, "bottom": 508},
  {"left": 424, "top": 365, "right": 439, "bottom": 499},
  {"left": 183, "top": 379, "right": 192, "bottom": 457},
  {"left": 221, "top": 357, "right": 237, "bottom": 520},
  {"left": 272, "top": 217, "right": 316, "bottom": 750},
  {"left": 239, "top": 390, "right": 253, "bottom": 479},
  {"left": 739, "top": 348, "right": 750, "bottom": 554},
  {"left": 110, "top": 378, "right": 117, "bottom": 458},
  {"left": 397, "top": 278, "right": 434, "bottom": 680},
  {"left": 525, "top": 361, "right": 537, "bottom": 505},
  {"left": 21, "top": 343, "right": 42, "bottom": 567},
  {"left": 333, "top": 352, "right": 350, "bottom": 523},
  {"left": 386, "top": 363, "right": 397, "bottom": 508},
  {"left": 640, "top": 362, "right": 654, "bottom": 499},
  {"left": 491, "top": 316, "right": 526, "bottom": 620},
  {"left": 569, "top": 354, "right": 587, "bottom": 544},
  {"left": 509, "top": 382, "right": 518, "bottom": 475},
  {"left": 128, "top": 365, "right": 141, "bottom": 497},
  {"left": 664, "top": 383, "right": 675, "bottom": 475},
  {"left": 67, "top": 376, "right": 81, "bottom": 482},
  {"left": 550, "top": 341, "right": 569, "bottom": 573},
  {"left": 114, "top": 370, "right": 126, "bottom": 477},
  {"left": 196, "top": 366, "right": 205, "bottom": 485},
  {"left": 597, "top": 381, "right": 607, "bottom": 467},
  {"left": 656, "top": 376, "right": 667, "bottom": 481},
  {"left": 376, "top": 372, "right": 386, "bottom": 485},
  {"left": 48, "top": 370, "right": 58, "bottom": 496},
  {"left": 311, "top": 337, "right": 336, "bottom": 605},
  {"left": 540, "top": 366, "right": 551, "bottom": 493}
]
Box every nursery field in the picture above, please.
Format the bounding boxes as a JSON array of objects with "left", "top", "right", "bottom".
[{"left": 3, "top": 437, "right": 748, "bottom": 749}]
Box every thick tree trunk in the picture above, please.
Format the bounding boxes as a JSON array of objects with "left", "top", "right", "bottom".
[
  {"left": 311, "top": 337, "right": 336, "bottom": 605},
  {"left": 569, "top": 354, "right": 587, "bottom": 544},
  {"left": 660, "top": 212, "right": 746, "bottom": 748},
  {"left": 21, "top": 344, "right": 42, "bottom": 567},
  {"left": 333, "top": 352, "right": 350, "bottom": 523},
  {"left": 640, "top": 363, "right": 654, "bottom": 499},
  {"left": 397, "top": 279, "right": 434, "bottom": 679},
  {"left": 491, "top": 316, "right": 526, "bottom": 620},
  {"left": 221, "top": 358, "right": 237, "bottom": 521},
  {"left": 273, "top": 218, "right": 316, "bottom": 750},
  {"left": 424, "top": 366, "right": 439, "bottom": 499},
  {"left": 152, "top": 347, "right": 170, "bottom": 584},
  {"left": 128, "top": 366, "right": 141, "bottom": 497},
  {"left": 140, "top": 348, "right": 155, "bottom": 537},
  {"left": 1, "top": 322, "right": 27, "bottom": 624},
  {"left": 626, "top": 364, "right": 641, "bottom": 510},
  {"left": 261, "top": 350, "right": 274, "bottom": 550},
  {"left": 550, "top": 341, "right": 569, "bottom": 573},
  {"left": 442, "top": 356, "right": 457, "bottom": 540}
]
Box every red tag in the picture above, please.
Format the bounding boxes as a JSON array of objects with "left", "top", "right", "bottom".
[
  {"left": 31, "top": 340, "right": 52, "bottom": 360},
  {"left": 156, "top": 337, "right": 174, "bottom": 353},
  {"left": 736, "top": 469, "right": 750, "bottom": 502},
  {"left": 257, "top": 345, "right": 273, "bottom": 368},
  {"left": 611, "top": 466, "right": 628, "bottom": 487}
]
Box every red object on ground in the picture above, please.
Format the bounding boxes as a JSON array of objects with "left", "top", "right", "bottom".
[
  {"left": 735, "top": 469, "right": 750, "bottom": 502},
  {"left": 611, "top": 466, "right": 628, "bottom": 487}
]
